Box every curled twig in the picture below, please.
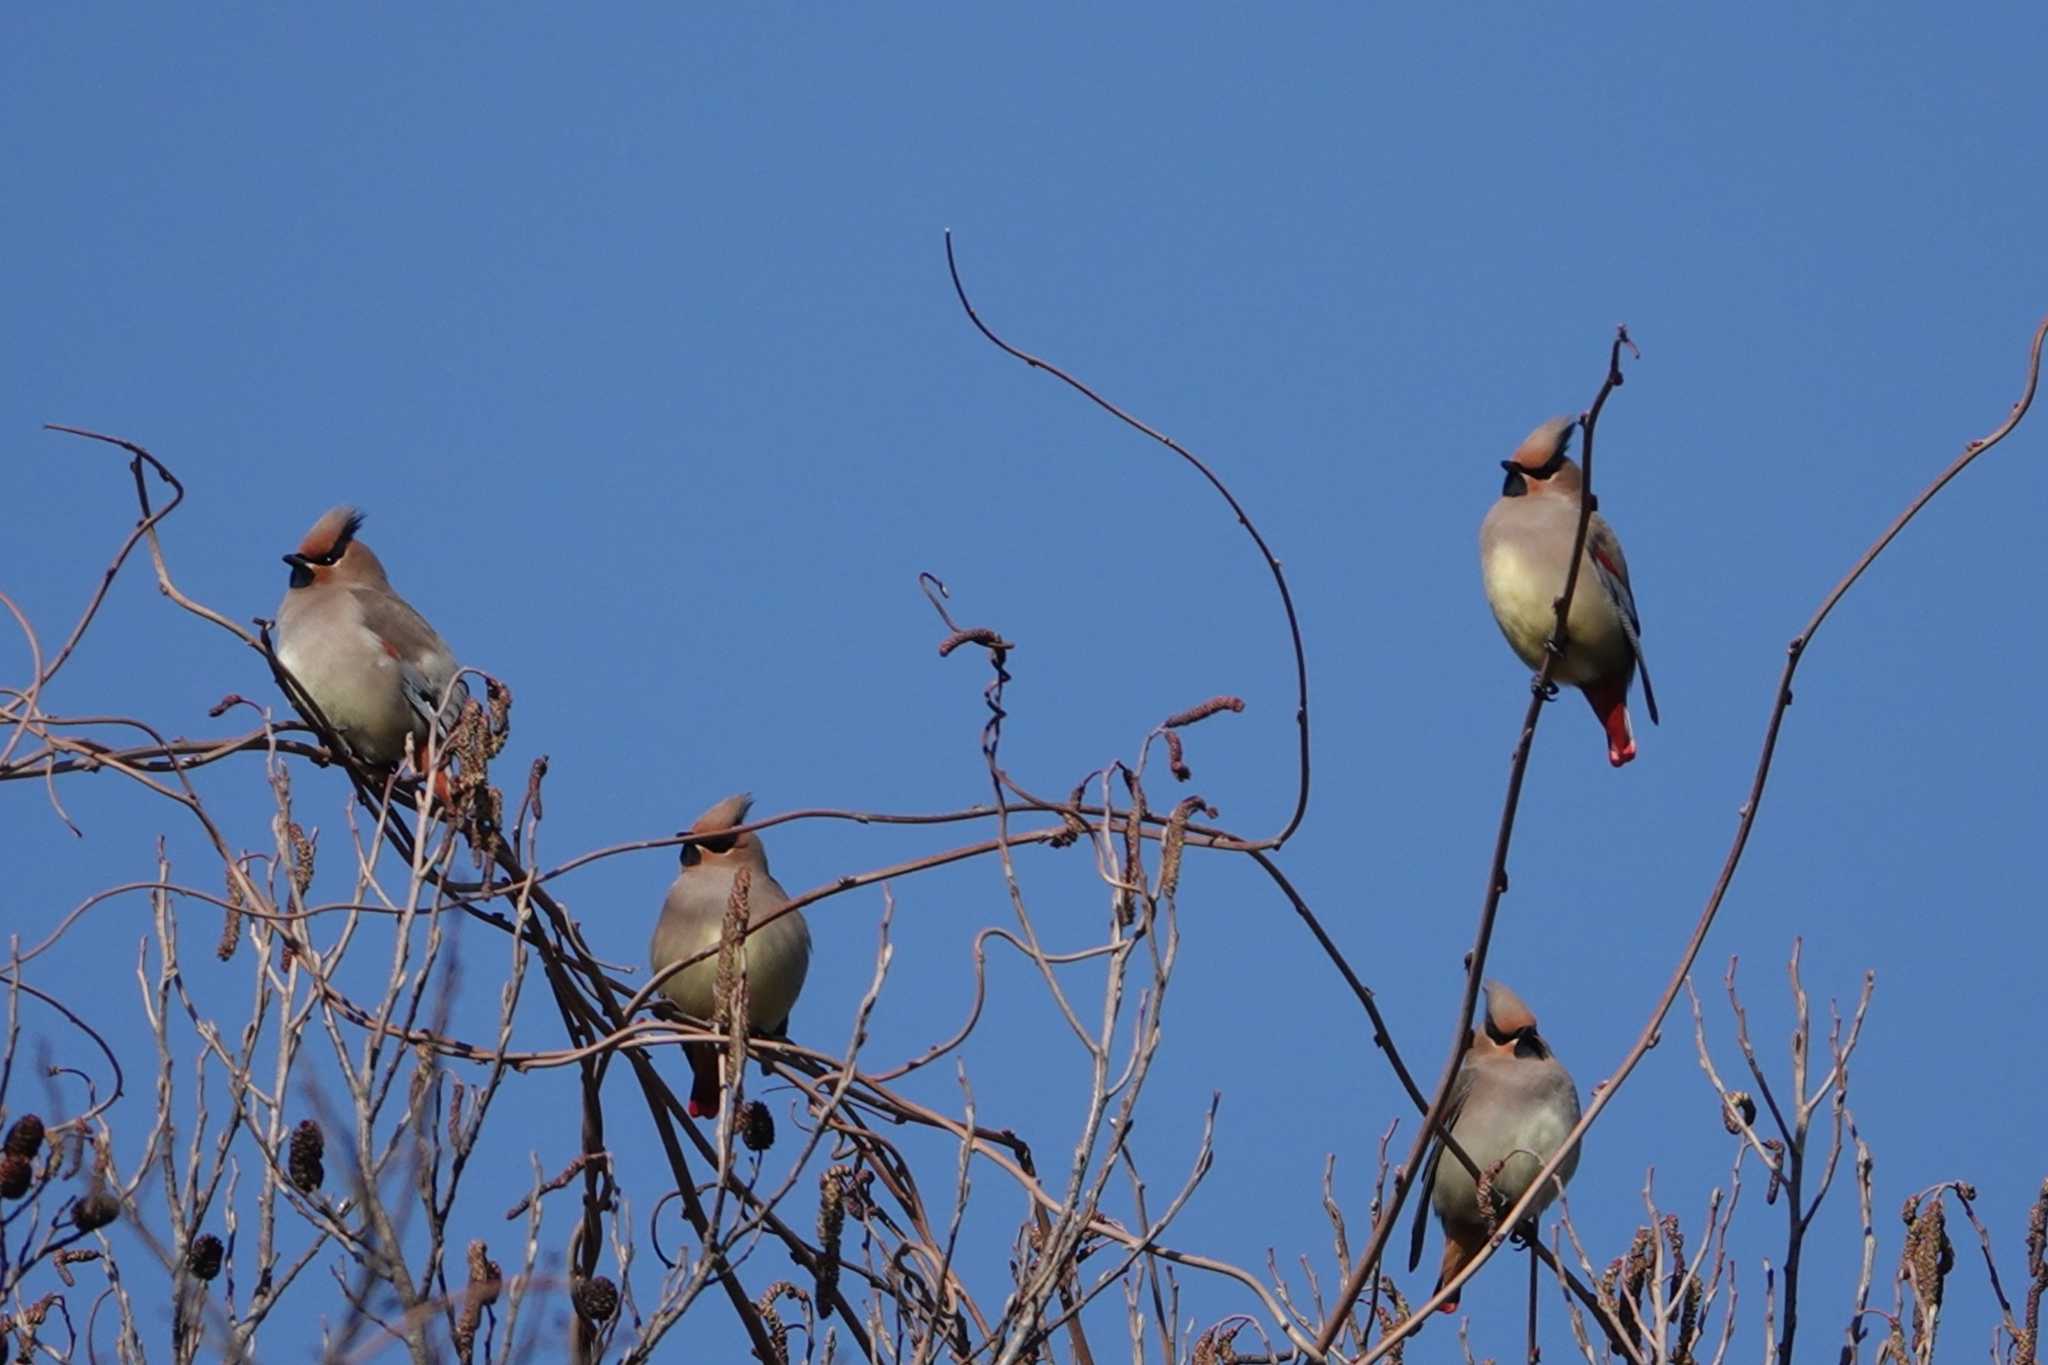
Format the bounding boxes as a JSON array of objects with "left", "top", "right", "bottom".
[
  {"left": 938, "top": 627, "right": 1014, "bottom": 658},
  {"left": 945, "top": 233, "right": 1311, "bottom": 848}
]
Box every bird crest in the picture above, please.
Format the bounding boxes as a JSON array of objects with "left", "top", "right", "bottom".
[
  {"left": 684, "top": 793, "right": 758, "bottom": 857},
  {"left": 1481, "top": 980, "right": 1539, "bottom": 1038},
  {"left": 296, "top": 506, "right": 365, "bottom": 562}
]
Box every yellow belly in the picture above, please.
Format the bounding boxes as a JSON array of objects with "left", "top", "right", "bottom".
[{"left": 1482, "top": 545, "right": 1627, "bottom": 685}]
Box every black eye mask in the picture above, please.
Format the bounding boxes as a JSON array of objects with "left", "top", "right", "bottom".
[
  {"left": 281, "top": 550, "right": 342, "bottom": 588},
  {"left": 678, "top": 831, "right": 739, "bottom": 867},
  {"left": 1486, "top": 1017, "right": 1546, "bottom": 1055},
  {"left": 1499, "top": 448, "right": 1568, "bottom": 497},
  {"left": 280, "top": 512, "right": 364, "bottom": 586}
]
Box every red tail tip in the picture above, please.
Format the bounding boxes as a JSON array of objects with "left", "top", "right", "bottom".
[{"left": 1587, "top": 685, "right": 1637, "bottom": 767}]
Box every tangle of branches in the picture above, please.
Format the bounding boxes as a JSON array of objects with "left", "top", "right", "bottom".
[{"left": 0, "top": 252, "right": 2042, "bottom": 1364}]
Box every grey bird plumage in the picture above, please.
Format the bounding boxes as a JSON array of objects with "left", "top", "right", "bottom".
[
  {"left": 275, "top": 507, "right": 466, "bottom": 769},
  {"left": 1409, "top": 981, "right": 1582, "bottom": 1312},
  {"left": 1479, "top": 417, "right": 1659, "bottom": 766},
  {"left": 649, "top": 793, "right": 812, "bottom": 1116}
]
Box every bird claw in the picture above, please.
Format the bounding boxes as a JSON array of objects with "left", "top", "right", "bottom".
[{"left": 1531, "top": 678, "right": 1560, "bottom": 701}]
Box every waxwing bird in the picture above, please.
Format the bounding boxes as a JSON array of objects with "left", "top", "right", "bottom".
[
  {"left": 649, "top": 794, "right": 813, "bottom": 1117},
  {"left": 275, "top": 507, "right": 468, "bottom": 770},
  {"left": 1408, "top": 981, "right": 1581, "bottom": 1313},
  {"left": 1479, "top": 418, "right": 1659, "bottom": 766}
]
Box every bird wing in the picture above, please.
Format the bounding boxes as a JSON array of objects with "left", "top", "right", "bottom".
[
  {"left": 355, "top": 588, "right": 469, "bottom": 736},
  {"left": 1587, "top": 517, "right": 1659, "bottom": 725},
  {"left": 1408, "top": 1066, "right": 1477, "bottom": 1272}
]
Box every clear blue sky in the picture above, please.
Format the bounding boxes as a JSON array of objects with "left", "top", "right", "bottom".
[{"left": 5, "top": 6, "right": 2044, "bottom": 1359}]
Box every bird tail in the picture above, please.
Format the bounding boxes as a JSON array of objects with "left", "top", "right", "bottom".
[
  {"left": 686, "top": 1042, "right": 722, "bottom": 1118},
  {"left": 1583, "top": 680, "right": 1636, "bottom": 767},
  {"left": 1435, "top": 1224, "right": 1487, "bottom": 1313}
]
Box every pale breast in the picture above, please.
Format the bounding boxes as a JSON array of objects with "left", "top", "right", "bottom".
[
  {"left": 275, "top": 610, "right": 416, "bottom": 765},
  {"left": 1480, "top": 542, "right": 1631, "bottom": 686},
  {"left": 1491, "top": 1098, "right": 1581, "bottom": 1214},
  {"left": 1482, "top": 542, "right": 1561, "bottom": 670},
  {"left": 651, "top": 872, "right": 812, "bottom": 1031},
  {"left": 1433, "top": 1069, "right": 1582, "bottom": 1221}
]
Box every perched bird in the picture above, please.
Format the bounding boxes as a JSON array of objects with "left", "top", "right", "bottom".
[
  {"left": 1479, "top": 417, "right": 1659, "bottom": 766},
  {"left": 275, "top": 507, "right": 467, "bottom": 770},
  {"left": 1409, "top": 981, "right": 1582, "bottom": 1312},
  {"left": 649, "top": 794, "right": 813, "bottom": 1117}
]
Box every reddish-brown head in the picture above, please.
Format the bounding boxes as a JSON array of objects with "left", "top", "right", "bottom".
[
  {"left": 1483, "top": 980, "right": 1539, "bottom": 1033},
  {"left": 1476, "top": 980, "right": 1553, "bottom": 1060},
  {"left": 1499, "top": 418, "right": 1584, "bottom": 499},
  {"left": 678, "top": 792, "right": 767, "bottom": 871},
  {"left": 282, "top": 507, "right": 391, "bottom": 591}
]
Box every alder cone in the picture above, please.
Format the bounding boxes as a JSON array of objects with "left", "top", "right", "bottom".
[
  {"left": 573, "top": 1275, "right": 619, "bottom": 1323},
  {"left": 740, "top": 1100, "right": 776, "bottom": 1152},
  {"left": 288, "top": 1120, "right": 326, "bottom": 1193},
  {"left": 3, "top": 1113, "right": 45, "bottom": 1159},
  {"left": 188, "top": 1234, "right": 224, "bottom": 1281}
]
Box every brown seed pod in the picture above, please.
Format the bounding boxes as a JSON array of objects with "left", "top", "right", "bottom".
[
  {"left": 0, "top": 1153, "right": 31, "bottom": 1200},
  {"left": 287, "top": 821, "right": 316, "bottom": 898},
  {"left": 288, "top": 1120, "right": 326, "bottom": 1193},
  {"left": 468, "top": 1240, "right": 502, "bottom": 1309},
  {"left": 572, "top": 1275, "right": 619, "bottom": 1323},
  {"left": 4, "top": 1114, "right": 45, "bottom": 1159},
  {"left": 455, "top": 1239, "right": 499, "bottom": 1362},
  {"left": 815, "top": 1169, "right": 846, "bottom": 1315},
  {"left": 187, "top": 1234, "right": 225, "bottom": 1281},
  {"left": 1722, "top": 1091, "right": 1757, "bottom": 1133},
  {"left": 740, "top": 1101, "right": 776, "bottom": 1152},
  {"left": 1165, "top": 730, "right": 1191, "bottom": 782}
]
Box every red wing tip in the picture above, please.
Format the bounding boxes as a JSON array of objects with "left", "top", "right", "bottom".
[
  {"left": 1608, "top": 742, "right": 1637, "bottom": 767},
  {"left": 688, "top": 1100, "right": 713, "bottom": 1118},
  {"left": 1436, "top": 1296, "right": 1460, "bottom": 1314}
]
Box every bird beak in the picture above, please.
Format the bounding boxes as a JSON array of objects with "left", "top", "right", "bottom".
[
  {"left": 282, "top": 553, "right": 307, "bottom": 567},
  {"left": 1499, "top": 459, "right": 1517, "bottom": 473}
]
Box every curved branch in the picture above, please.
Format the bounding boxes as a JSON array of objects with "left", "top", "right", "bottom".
[
  {"left": 1314, "top": 326, "right": 1635, "bottom": 1354},
  {"left": 944, "top": 231, "right": 1312, "bottom": 849},
  {"left": 1356, "top": 311, "right": 2048, "bottom": 1362}
]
